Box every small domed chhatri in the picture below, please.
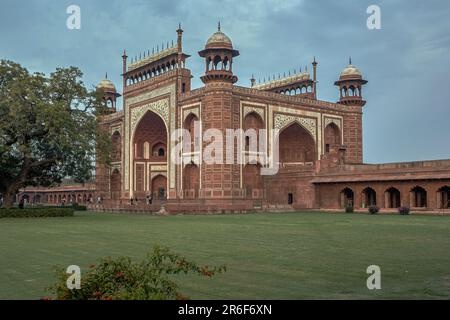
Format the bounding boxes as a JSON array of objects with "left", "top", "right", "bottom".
[
  {"left": 97, "top": 74, "right": 116, "bottom": 91},
  {"left": 339, "top": 58, "right": 363, "bottom": 79},
  {"left": 204, "top": 22, "right": 234, "bottom": 50},
  {"left": 206, "top": 24, "right": 233, "bottom": 49}
]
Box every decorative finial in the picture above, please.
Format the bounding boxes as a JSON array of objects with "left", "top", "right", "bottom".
[
  {"left": 178, "top": 22, "right": 181, "bottom": 29},
  {"left": 152, "top": 47, "right": 154, "bottom": 54},
  {"left": 105, "top": 72, "right": 108, "bottom": 79},
  {"left": 313, "top": 56, "right": 316, "bottom": 63},
  {"left": 172, "top": 39, "right": 174, "bottom": 46},
  {"left": 218, "top": 21, "right": 221, "bottom": 31},
  {"left": 349, "top": 56, "right": 352, "bottom": 65}
]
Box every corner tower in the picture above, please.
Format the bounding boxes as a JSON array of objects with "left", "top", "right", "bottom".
[
  {"left": 196, "top": 24, "right": 244, "bottom": 201},
  {"left": 334, "top": 58, "right": 368, "bottom": 164}
]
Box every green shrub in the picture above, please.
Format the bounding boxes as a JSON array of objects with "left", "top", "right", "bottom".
[
  {"left": 398, "top": 206, "right": 410, "bottom": 215},
  {"left": 49, "top": 246, "right": 226, "bottom": 300},
  {"left": 345, "top": 206, "right": 354, "bottom": 213},
  {"left": 72, "top": 203, "right": 87, "bottom": 211},
  {"left": 368, "top": 205, "right": 379, "bottom": 214},
  {"left": 0, "top": 207, "right": 74, "bottom": 218}
]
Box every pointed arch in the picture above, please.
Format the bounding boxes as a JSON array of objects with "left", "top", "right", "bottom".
[
  {"left": 132, "top": 110, "right": 168, "bottom": 196},
  {"left": 151, "top": 174, "right": 167, "bottom": 200},
  {"left": 385, "top": 187, "right": 401, "bottom": 208},
  {"left": 278, "top": 122, "right": 317, "bottom": 163},
  {"left": 437, "top": 186, "right": 450, "bottom": 209},
  {"left": 410, "top": 186, "right": 427, "bottom": 208},
  {"left": 183, "top": 163, "right": 200, "bottom": 198},
  {"left": 340, "top": 188, "right": 354, "bottom": 208},
  {"left": 111, "top": 131, "right": 121, "bottom": 161},
  {"left": 184, "top": 113, "right": 200, "bottom": 152},
  {"left": 362, "top": 187, "right": 377, "bottom": 207},
  {"left": 324, "top": 122, "right": 341, "bottom": 152}
]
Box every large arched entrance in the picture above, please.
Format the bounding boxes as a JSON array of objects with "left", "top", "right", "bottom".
[
  {"left": 133, "top": 111, "right": 167, "bottom": 197},
  {"left": 151, "top": 175, "right": 167, "bottom": 200},
  {"left": 279, "top": 122, "right": 316, "bottom": 164}
]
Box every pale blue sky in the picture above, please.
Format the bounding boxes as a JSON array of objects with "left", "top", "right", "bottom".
[{"left": 1, "top": 0, "right": 449, "bottom": 163}]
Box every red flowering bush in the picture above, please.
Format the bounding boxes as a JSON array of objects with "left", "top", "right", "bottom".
[{"left": 48, "top": 246, "right": 226, "bottom": 300}]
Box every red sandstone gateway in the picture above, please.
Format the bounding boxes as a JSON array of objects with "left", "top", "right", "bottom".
[{"left": 19, "top": 24, "right": 450, "bottom": 214}]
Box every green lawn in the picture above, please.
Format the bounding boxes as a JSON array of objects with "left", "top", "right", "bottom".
[{"left": 1, "top": 211, "right": 449, "bottom": 299}]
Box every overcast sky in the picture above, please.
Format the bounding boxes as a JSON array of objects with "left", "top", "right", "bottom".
[{"left": 1, "top": 0, "right": 449, "bottom": 164}]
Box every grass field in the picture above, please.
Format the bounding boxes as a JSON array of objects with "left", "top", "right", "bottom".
[{"left": 0, "top": 211, "right": 449, "bottom": 299}]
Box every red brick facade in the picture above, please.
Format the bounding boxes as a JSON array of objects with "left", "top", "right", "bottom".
[{"left": 90, "top": 26, "right": 450, "bottom": 213}]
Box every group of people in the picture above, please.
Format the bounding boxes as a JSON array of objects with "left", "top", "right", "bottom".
[{"left": 130, "top": 194, "right": 153, "bottom": 206}]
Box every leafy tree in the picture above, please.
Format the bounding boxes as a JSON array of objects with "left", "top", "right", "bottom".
[{"left": 0, "top": 60, "right": 111, "bottom": 208}]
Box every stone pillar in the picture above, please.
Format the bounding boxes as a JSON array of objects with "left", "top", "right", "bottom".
[
  {"left": 384, "top": 191, "right": 389, "bottom": 208},
  {"left": 340, "top": 191, "right": 345, "bottom": 208},
  {"left": 409, "top": 191, "right": 415, "bottom": 208},
  {"left": 436, "top": 191, "right": 442, "bottom": 209}
]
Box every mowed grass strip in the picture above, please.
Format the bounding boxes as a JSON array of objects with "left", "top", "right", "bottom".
[{"left": 0, "top": 211, "right": 449, "bottom": 299}]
